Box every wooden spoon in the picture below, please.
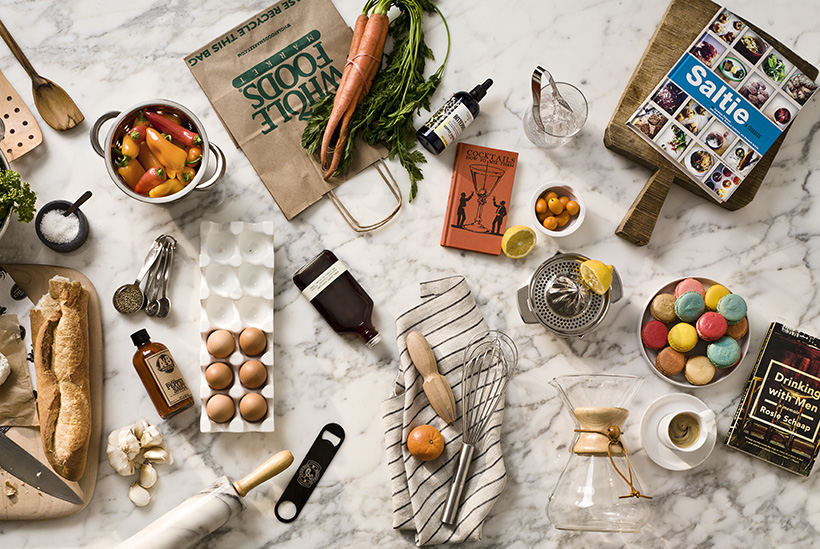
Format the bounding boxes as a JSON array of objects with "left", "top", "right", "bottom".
[
  {"left": 0, "top": 19, "right": 84, "bottom": 131},
  {"left": 406, "top": 331, "right": 457, "bottom": 425}
]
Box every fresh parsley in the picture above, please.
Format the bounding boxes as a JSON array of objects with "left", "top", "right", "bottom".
[{"left": 0, "top": 169, "right": 36, "bottom": 224}]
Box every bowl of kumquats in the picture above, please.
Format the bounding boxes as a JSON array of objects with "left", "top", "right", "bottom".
[
  {"left": 90, "top": 99, "right": 226, "bottom": 204},
  {"left": 530, "top": 182, "right": 585, "bottom": 237}
]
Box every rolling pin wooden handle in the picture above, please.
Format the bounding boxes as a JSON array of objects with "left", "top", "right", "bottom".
[
  {"left": 232, "top": 450, "right": 294, "bottom": 497},
  {"left": 406, "top": 331, "right": 439, "bottom": 379},
  {"left": 615, "top": 167, "right": 674, "bottom": 247}
]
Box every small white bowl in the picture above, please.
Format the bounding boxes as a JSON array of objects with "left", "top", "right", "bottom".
[{"left": 530, "top": 182, "right": 585, "bottom": 237}]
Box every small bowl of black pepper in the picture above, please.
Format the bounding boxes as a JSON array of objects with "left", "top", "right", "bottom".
[{"left": 35, "top": 200, "right": 89, "bottom": 253}]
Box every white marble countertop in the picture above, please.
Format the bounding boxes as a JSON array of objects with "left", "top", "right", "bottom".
[{"left": 2, "top": 0, "right": 820, "bottom": 547}]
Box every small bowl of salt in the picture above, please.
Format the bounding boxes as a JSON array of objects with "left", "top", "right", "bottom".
[{"left": 35, "top": 200, "right": 89, "bottom": 252}]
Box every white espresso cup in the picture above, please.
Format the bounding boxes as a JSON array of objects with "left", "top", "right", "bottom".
[{"left": 657, "top": 408, "right": 716, "bottom": 453}]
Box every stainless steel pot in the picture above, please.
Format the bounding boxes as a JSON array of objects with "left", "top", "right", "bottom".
[
  {"left": 90, "top": 99, "right": 225, "bottom": 204},
  {"left": 517, "top": 252, "right": 623, "bottom": 338}
]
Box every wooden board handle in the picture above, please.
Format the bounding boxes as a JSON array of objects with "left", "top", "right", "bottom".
[
  {"left": 232, "top": 450, "right": 294, "bottom": 497},
  {"left": 615, "top": 167, "right": 674, "bottom": 247}
]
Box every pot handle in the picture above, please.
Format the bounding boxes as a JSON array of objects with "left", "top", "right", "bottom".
[
  {"left": 90, "top": 111, "right": 120, "bottom": 157},
  {"left": 517, "top": 285, "right": 539, "bottom": 324},
  {"left": 194, "top": 142, "right": 226, "bottom": 192},
  {"left": 609, "top": 266, "right": 623, "bottom": 303}
]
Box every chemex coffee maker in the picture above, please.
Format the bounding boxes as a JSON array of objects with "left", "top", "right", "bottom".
[{"left": 516, "top": 252, "right": 622, "bottom": 338}]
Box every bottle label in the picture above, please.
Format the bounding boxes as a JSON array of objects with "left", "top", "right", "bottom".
[
  {"left": 302, "top": 260, "right": 347, "bottom": 301},
  {"left": 427, "top": 98, "right": 474, "bottom": 147},
  {"left": 144, "top": 349, "right": 193, "bottom": 407}
]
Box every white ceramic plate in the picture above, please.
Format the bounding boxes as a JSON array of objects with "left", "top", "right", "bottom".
[
  {"left": 640, "top": 393, "right": 717, "bottom": 471},
  {"left": 638, "top": 277, "right": 750, "bottom": 388}
]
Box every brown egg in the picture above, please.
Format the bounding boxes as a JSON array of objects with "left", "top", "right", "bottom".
[
  {"left": 206, "top": 394, "right": 235, "bottom": 423},
  {"left": 205, "top": 362, "right": 234, "bottom": 390},
  {"left": 239, "top": 360, "right": 267, "bottom": 389},
  {"left": 207, "top": 330, "right": 235, "bottom": 358},
  {"left": 239, "top": 327, "right": 267, "bottom": 356},
  {"left": 239, "top": 392, "right": 268, "bottom": 422}
]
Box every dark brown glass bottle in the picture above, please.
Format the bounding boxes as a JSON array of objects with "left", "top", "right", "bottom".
[
  {"left": 293, "top": 250, "right": 382, "bottom": 347},
  {"left": 131, "top": 329, "right": 194, "bottom": 419}
]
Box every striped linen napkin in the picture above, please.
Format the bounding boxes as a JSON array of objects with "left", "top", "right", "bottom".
[{"left": 382, "top": 276, "right": 508, "bottom": 546}]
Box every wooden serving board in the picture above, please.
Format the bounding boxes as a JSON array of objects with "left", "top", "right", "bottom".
[
  {"left": 0, "top": 265, "right": 103, "bottom": 520},
  {"left": 604, "top": 0, "right": 818, "bottom": 246}
]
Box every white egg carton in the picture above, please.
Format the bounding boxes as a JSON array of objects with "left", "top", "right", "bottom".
[{"left": 199, "top": 221, "right": 274, "bottom": 432}]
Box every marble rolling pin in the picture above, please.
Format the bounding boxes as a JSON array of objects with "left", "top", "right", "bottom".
[
  {"left": 406, "top": 331, "right": 457, "bottom": 425},
  {"left": 115, "top": 450, "right": 294, "bottom": 549}
]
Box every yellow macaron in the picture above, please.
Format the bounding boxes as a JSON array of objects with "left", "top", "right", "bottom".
[
  {"left": 705, "top": 284, "right": 731, "bottom": 311},
  {"left": 668, "top": 322, "right": 698, "bottom": 352}
]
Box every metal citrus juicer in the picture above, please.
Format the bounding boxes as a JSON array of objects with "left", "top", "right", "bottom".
[{"left": 516, "top": 252, "right": 622, "bottom": 337}]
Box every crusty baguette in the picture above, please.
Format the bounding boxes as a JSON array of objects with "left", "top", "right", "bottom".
[{"left": 30, "top": 275, "right": 90, "bottom": 482}]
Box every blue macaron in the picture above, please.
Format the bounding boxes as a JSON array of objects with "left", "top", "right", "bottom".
[
  {"left": 675, "top": 291, "right": 706, "bottom": 322},
  {"left": 707, "top": 336, "right": 741, "bottom": 368},
  {"left": 716, "top": 294, "right": 747, "bottom": 325}
]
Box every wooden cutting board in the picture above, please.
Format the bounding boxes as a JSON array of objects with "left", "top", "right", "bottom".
[
  {"left": 0, "top": 264, "right": 103, "bottom": 521},
  {"left": 604, "top": 0, "right": 818, "bottom": 246},
  {"left": 0, "top": 69, "right": 42, "bottom": 161}
]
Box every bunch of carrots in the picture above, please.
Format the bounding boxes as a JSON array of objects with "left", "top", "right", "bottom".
[{"left": 303, "top": 0, "right": 449, "bottom": 200}]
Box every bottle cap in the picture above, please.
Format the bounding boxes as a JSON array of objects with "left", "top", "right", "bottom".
[
  {"left": 131, "top": 329, "right": 151, "bottom": 347},
  {"left": 469, "top": 79, "right": 493, "bottom": 102},
  {"left": 365, "top": 333, "right": 383, "bottom": 348}
]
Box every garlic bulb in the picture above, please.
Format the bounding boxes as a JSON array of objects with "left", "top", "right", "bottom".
[
  {"left": 106, "top": 426, "right": 141, "bottom": 476},
  {"left": 128, "top": 483, "right": 151, "bottom": 507},
  {"left": 139, "top": 464, "right": 157, "bottom": 489}
]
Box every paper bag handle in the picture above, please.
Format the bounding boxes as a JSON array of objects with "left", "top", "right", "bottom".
[{"left": 326, "top": 159, "right": 402, "bottom": 233}]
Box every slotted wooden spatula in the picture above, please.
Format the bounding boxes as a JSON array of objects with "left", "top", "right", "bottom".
[{"left": 0, "top": 68, "right": 41, "bottom": 160}]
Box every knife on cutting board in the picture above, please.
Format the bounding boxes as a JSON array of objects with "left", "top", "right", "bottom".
[{"left": 0, "top": 426, "right": 82, "bottom": 505}]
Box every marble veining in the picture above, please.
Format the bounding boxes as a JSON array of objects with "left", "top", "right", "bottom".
[{"left": 0, "top": 0, "right": 819, "bottom": 547}]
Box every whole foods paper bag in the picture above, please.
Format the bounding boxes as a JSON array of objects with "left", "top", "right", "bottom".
[
  {"left": 185, "top": 0, "right": 386, "bottom": 219},
  {"left": 0, "top": 315, "right": 38, "bottom": 426}
]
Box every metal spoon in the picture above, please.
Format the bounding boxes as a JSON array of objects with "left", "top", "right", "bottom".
[
  {"left": 531, "top": 66, "right": 573, "bottom": 132},
  {"left": 0, "top": 19, "right": 84, "bottom": 131},
  {"left": 113, "top": 239, "right": 162, "bottom": 314},
  {"left": 144, "top": 243, "right": 168, "bottom": 317},
  {"left": 63, "top": 191, "right": 92, "bottom": 217},
  {"left": 156, "top": 238, "right": 175, "bottom": 318}
]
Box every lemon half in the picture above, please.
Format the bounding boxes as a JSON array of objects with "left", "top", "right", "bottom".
[
  {"left": 501, "top": 225, "right": 537, "bottom": 259},
  {"left": 579, "top": 259, "right": 613, "bottom": 295}
]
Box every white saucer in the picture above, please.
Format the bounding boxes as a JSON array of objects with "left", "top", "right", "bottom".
[{"left": 640, "top": 393, "right": 717, "bottom": 471}]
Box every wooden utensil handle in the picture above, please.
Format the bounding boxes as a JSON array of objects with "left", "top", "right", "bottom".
[
  {"left": 406, "top": 331, "right": 439, "bottom": 379},
  {"left": 0, "top": 19, "right": 39, "bottom": 78},
  {"left": 615, "top": 167, "right": 674, "bottom": 247},
  {"left": 232, "top": 450, "right": 294, "bottom": 497}
]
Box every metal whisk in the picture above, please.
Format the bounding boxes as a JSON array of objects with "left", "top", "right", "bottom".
[{"left": 442, "top": 330, "right": 518, "bottom": 525}]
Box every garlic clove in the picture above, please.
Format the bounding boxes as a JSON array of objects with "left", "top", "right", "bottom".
[
  {"left": 133, "top": 418, "right": 149, "bottom": 440},
  {"left": 139, "top": 424, "right": 163, "bottom": 448},
  {"left": 138, "top": 463, "right": 158, "bottom": 489},
  {"left": 142, "top": 447, "right": 171, "bottom": 464},
  {"left": 128, "top": 483, "right": 151, "bottom": 507}
]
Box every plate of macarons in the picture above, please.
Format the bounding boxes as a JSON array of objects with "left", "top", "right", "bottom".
[{"left": 639, "top": 277, "right": 750, "bottom": 388}]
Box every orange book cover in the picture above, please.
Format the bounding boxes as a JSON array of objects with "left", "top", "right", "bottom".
[{"left": 441, "top": 143, "right": 519, "bottom": 255}]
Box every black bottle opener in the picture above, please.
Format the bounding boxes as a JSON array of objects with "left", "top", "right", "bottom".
[{"left": 275, "top": 422, "right": 345, "bottom": 523}]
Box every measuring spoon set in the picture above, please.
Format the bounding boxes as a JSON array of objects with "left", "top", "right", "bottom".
[{"left": 113, "top": 234, "right": 176, "bottom": 318}]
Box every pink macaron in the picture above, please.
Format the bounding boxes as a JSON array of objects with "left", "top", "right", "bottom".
[
  {"left": 675, "top": 278, "right": 706, "bottom": 298},
  {"left": 642, "top": 320, "right": 669, "bottom": 350},
  {"left": 696, "top": 311, "right": 728, "bottom": 341}
]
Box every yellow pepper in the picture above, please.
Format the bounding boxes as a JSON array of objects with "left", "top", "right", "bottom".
[
  {"left": 145, "top": 128, "right": 186, "bottom": 178},
  {"left": 148, "top": 178, "right": 185, "bottom": 198}
]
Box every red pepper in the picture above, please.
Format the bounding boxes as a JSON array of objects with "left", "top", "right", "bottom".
[
  {"left": 135, "top": 167, "right": 166, "bottom": 195},
  {"left": 130, "top": 125, "right": 148, "bottom": 144},
  {"left": 143, "top": 111, "right": 202, "bottom": 148}
]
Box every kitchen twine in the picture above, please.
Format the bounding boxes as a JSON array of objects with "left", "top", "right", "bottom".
[
  {"left": 574, "top": 426, "right": 652, "bottom": 500},
  {"left": 346, "top": 52, "right": 380, "bottom": 94}
]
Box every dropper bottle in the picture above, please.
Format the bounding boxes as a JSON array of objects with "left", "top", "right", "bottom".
[{"left": 416, "top": 79, "right": 493, "bottom": 155}]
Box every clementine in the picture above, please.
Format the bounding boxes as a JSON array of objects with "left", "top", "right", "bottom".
[{"left": 407, "top": 425, "right": 444, "bottom": 461}]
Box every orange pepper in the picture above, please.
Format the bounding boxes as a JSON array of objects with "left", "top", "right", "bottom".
[
  {"left": 145, "top": 128, "right": 186, "bottom": 178},
  {"left": 138, "top": 143, "right": 163, "bottom": 172},
  {"left": 116, "top": 156, "right": 146, "bottom": 190},
  {"left": 121, "top": 134, "right": 140, "bottom": 158},
  {"left": 180, "top": 166, "right": 196, "bottom": 184}
]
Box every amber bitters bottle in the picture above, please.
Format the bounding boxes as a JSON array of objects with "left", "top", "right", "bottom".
[{"left": 131, "top": 329, "right": 194, "bottom": 419}]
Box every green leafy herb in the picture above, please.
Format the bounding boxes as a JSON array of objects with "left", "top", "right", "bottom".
[
  {"left": 0, "top": 169, "right": 36, "bottom": 224},
  {"left": 764, "top": 54, "right": 787, "bottom": 83},
  {"left": 301, "top": 0, "right": 451, "bottom": 201}
]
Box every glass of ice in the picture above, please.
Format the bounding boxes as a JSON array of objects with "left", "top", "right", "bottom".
[{"left": 523, "top": 82, "right": 588, "bottom": 149}]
